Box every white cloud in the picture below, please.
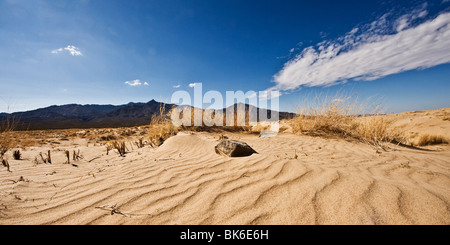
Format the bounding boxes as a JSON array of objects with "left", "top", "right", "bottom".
[
  {"left": 188, "top": 83, "right": 197, "bottom": 88},
  {"left": 124, "top": 79, "right": 149, "bottom": 86},
  {"left": 51, "top": 48, "right": 63, "bottom": 54},
  {"left": 64, "top": 45, "right": 82, "bottom": 56},
  {"left": 173, "top": 84, "right": 181, "bottom": 88},
  {"left": 395, "top": 3, "right": 428, "bottom": 32},
  {"left": 272, "top": 9, "right": 450, "bottom": 91},
  {"left": 51, "top": 45, "right": 82, "bottom": 56}
]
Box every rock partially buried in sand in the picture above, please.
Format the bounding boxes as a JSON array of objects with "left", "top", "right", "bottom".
[{"left": 215, "top": 139, "right": 257, "bottom": 157}]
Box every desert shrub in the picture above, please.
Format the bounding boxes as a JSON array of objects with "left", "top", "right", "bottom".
[
  {"left": 147, "top": 103, "right": 179, "bottom": 147},
  {"left": 0, "top": 116, "right": 17, "bottom": 157},
  {"left": 134, "top": 138, "right": 145, "bottom": 148},
  {"left": 351, "top": 115, "right": 405, "bottom": 147},
  {"left": 172, "top": 104, "right": 260, "bottom": 134},
  {"left": 13, "top": 150, "right": 21, "bottom": 160},
  {"left": 120, "top": 129, "right": 136, "bottom": 137},
  {"left": 417, "top": 134, "right": 448, "bottom": 146},
  {"left": 106, "top": 141, "right": 127, "bottom": 156},
  {"left": 100, "top": 135, "right": 117, "bottom": 141},
  {"left": 289, "top": 93, "right": 405, "bottom": 148}
]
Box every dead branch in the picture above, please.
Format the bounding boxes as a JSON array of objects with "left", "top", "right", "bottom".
[{"left": 95, "top": 204, "right": 130, "bottom": 217}]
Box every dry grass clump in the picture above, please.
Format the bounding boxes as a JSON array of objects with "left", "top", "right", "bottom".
[
  {"left": 13, "top": 150, "right": 21, "bottom": 160},
  {"left": 100, "top": 134, "right": 118, "bottom": 141},
  {"left": 106, "top": 141, "right": 127, "bottom": 156},
  {"left": 1, "top": 116, "right": 17, "bottom": 172},
  {"left": 134, "top": 138, "right": 145, "bottom": 148},
  {"left": 417, "top": 134, "right": 448, "bottom": 146},
  {"left": 290, "top": 93, "right": 405, "bottom": 148},
  {"left": 291, "top": 93, "right": 360, "bottom": 136},
  {"left": 0, "top": 116, "right": 17, "bottom": 157},
  {"left": 351, "top": 115, "right": 406, "bottom": 147},
  {"left": 148, "top": 103, "right": 178, "bottom": 147},
  {"left": 174, "top": 106, "right": 262, "bottom": 134}
]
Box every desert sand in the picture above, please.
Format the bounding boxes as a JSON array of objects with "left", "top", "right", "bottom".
[{"left": 1, "top": 109, "right": 449, "bottom": 225}]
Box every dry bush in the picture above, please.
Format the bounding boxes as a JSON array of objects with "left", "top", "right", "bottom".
[
  {"left": 175, "top": 105, "right": 257, "bottom": 134},
  {"left": 417, "top": 134, "right": 449, "bottom": 146},
  {"left": 38, "top": 150, "right": 52, "bottom": 164},
  {"left": 0, "top": 116, "right": 17, "bottom": 157},
  {"left": 290, "top": 93, "right": 360, "bottom": 136},
  {"left": 351, "top": 115, "right": 406, "bottom": 147},
  {"left": 120, "top": 129, "right": 136, "bottom": 137},
  {"left": 289, "top": 93, "right": 405, "bottom": 148},
  {"left": 134, "top": 138, "right": 145, "bottom": 148},
  {"left": 147, "top": 103, "right": 179, "bottom": 147},
  {"left": 107, "top": 141, "right": 127, "bottom": 156},
  {"left": 100, "top": 134, "right": 117, "bottom": 141},
  {"left": 106, "top": 143, "right": 113, "bottom": 155},
  {"left": 13, "top": 150, "right": 21, "bottom": 160}
]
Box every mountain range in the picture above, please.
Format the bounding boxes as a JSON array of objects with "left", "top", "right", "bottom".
[{"left": 0, "top": 100, "right": 295, "bottom": 130}]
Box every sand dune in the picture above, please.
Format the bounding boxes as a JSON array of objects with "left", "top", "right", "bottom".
[
  {"left": 1, "top": 123, "right": 449, "bottom": 225},
  {"left": 388, "top": 108, "right": 450, "bottom": 146}
]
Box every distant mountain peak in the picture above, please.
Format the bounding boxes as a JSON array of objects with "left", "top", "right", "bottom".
[{"left": 1, "top": 99, "right": 295, "bottom": 130}]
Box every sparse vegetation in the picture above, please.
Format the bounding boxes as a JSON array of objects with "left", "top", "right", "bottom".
[
  {"left": 65, "top": 150, "right": 70, "bottom": 164},
  {"left": 108, "top": 141, "right": 127, "bottom": 157},
  {"left": 100, "top": 135, "right": 118, "bottom": 141},
  {"left": 417, "top": 134, "right": 448, "bottom": 146},
  {"left": 47, "top": 150, "right": 52, "bottom": 163},
  {"left": 38, "top": 151, "right": 52, "bottom": 164},
  {"left": 147, "top": 103, "right": 178, "bottom": 147},
  {"left": 0, "top": 116, "right": 16, "bottom": 158},
  {"left": 13, "top": 150, "right": 21, "bottom": 160},
  {"left": 73, "top": 149, "right": 82, "bottom": 161},
  {"left": 134, "top": 138, "right": 145, "bottom": 148},
  {"left": 1, "top": 116, "right": 17, "bottom": 171},
  {"left": 352, "top": 115, "right": 406, "bottom": 147},
  {"left": 106, "top": 143, "right": 114, "bottom": 155},
  {"left": 1, "top": 158, "right": 11, "bottom": 172},
  {"left": 289, "top": 93, "right": 406, "bottom": 148}
]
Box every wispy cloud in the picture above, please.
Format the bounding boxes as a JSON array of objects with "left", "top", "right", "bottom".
[
  {"left": 51, "top": 45, "right": 83, "bottom": 56},
  {"left": 173, "top": 84, "right": 181, "bottom": 88},
  {"left": 272, "top": 6, "right": 450, "bottom": 91},
  {"left": 188, "top": 83, "right": 197, "bottom": 88},
  {"left": 124, "top": 79, "right": 149, "bottom": 86}
]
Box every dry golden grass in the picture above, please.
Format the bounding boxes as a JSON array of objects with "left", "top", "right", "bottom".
[
  {"left": 159, "top": 103, "right": 262, "bottom": 136},
  {"left": 147, "top": 103, "right": 179, "bottom": 146},
  {"left": 351, "top": 115, "right": 406, "bottom": 147},
  {"left": 417, "top": 134, "right": 449, "bottom": 146},
  {"left": 289, "top": 93, "right": 406, "bottom": 148},
  {"left": 0, "top": 116, "right": 17, "bottom": 157},
  {"left": 175, "top": 106, "right": 266, "bottom": 134}
]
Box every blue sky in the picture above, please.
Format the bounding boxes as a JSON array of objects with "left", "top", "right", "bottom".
[{"left": 1, "top": 0, "right": 449, "bottom": 113}]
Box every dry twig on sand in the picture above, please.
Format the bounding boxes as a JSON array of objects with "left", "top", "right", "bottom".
[
  {"left": 95, "top": 204, "right": 130, "bottom": 217},
  {"left": 95, "top": 204, "right": 153, "bottom": 218},
  {"left": 88, "top": 156, "right": 101, "bottom": 162}
]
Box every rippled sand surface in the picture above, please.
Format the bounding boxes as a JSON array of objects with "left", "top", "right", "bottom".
[{"left": 1, "top": 129, "right": 449, "bottom": 225}]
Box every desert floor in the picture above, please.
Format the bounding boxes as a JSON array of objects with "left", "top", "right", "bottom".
[{"left": 1, "top": 110, "right": 449, "bottom": 225}]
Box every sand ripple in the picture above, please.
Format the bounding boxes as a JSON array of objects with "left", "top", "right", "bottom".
[{"left": 1, "top": 132, "right": 449, "bottom": 224}]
